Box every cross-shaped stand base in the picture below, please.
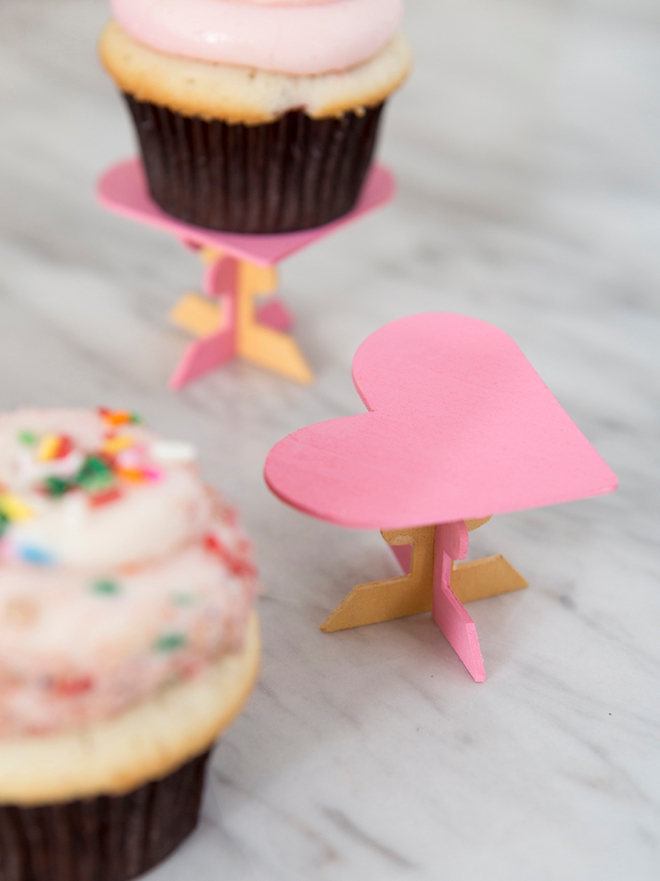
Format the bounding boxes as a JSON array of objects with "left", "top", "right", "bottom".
[
  {"left": 97, "top": 159, "right": 395, "bottom": 388},
  {"left": 321, "top": 519, "right": 528, "bottom": 681},
  {"left": 167, "top": 247, "right": 313, "bottom": 388}
]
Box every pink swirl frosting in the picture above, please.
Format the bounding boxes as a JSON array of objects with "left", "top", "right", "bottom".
[{"left": 110, "top": 0, "right": 403, "bottom": 76}]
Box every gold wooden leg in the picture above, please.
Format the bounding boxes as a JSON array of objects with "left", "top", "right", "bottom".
[
  {"left": 169, "top": 247, "right": 226, "bottom": 337},
  {"left": 320, "top": 526, "right": 436, "bottom": 632},
  {"left": 200, "top": 246, "right": 224, "bottom": 266},
  {"left": 451, "top": 555, "right": 528, "bottom": 603},
  {"left": 320, "top": 517, "right": 527, "bottom": 633},
  {"left": 236, "top": 261, "right": 313, "bottom": 384},
  {"left": 169, "top": 293, "right": 223, "bottom": 337}
]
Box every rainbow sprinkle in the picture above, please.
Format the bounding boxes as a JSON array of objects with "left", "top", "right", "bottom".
[
  {"left": 115, "top": 467, "right": 145, "bottom": 484},
  {"left": 5, "top": 410, "right": 163, "bottom": 546},
  {"left": 92, "top": 579, "right": 121, "bottom": 596},
  {"left": 154, "top": 633, "right": 187, "bottom": 653},
  {"left": 89, "top": 488, "right": 124, "bottom": 508},
  {"left": 102, "top": 435, "right": 134, "bottom": 456},
  {"left": 98, "top": 408, "right": 142, "bottom": 428},
  {"left": 204, "top": 533, "right": 257, "bottom": 579},
  {"left": 141, "top": 466, "right": 163, "bottom": 482},
  {"left": 19, "top": 545, "right": 55, "bottom": 566},
  {"left": 37, "top": 434, "right": 74, "bottom": 462},
  {"left": 0, "top": 493, "right": 33, "bottom": 524},
  {"left": 2, "top": 410, "right": 168, "bottom": 565},
  {"left": 77, "top": 456, "right": 115, "bottom": 493},
  {"left": 53, "top": 676, "right": 94, "bottom": 698},
  {"left": 42, "top": 476, "right": 75, "bottom": 498}
]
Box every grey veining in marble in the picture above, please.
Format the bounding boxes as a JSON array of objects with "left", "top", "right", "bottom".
[{"left": 0, "top": 1, "right": 659, "bottom": 879}]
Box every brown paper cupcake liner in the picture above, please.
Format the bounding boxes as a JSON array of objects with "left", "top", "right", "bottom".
[
  {"left": 124, "top": 95, "right": 385, "bottom": 234},
  {"left": 0, "top": 750, "right": 210, "bottom": 881}
]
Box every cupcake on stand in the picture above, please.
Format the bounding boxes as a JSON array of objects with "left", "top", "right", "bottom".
[
  {"left": 97, "top": 1, "right": 412, "bottom": 388},
  {"left": 100, "top": 0, "right": 412, "bottom": 233}
]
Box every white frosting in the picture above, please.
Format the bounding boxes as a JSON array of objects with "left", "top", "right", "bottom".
[
  {"left": 0, "top": 522, "right": 254, "bottom": 736},
  {"left": 0, "top": 409, "right": 258, "bottom": 736},
  {"left": 6, "top": 469, "right": 211, "bottom": 570},
  {"left": 0, "top": 410, "right": 210, "bottom": 569}
]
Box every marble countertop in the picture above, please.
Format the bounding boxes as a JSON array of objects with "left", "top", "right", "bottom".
[{"left": 1, "top": 1, "right": 659, "bottom": 879}]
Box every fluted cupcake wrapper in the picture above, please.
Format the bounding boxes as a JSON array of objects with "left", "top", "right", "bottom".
[
  {"left": 0, "top": 750, "right": 210, "bottom": 881},
  {"left": 124, "top": 95, "right": 385, "bottom": 234}
]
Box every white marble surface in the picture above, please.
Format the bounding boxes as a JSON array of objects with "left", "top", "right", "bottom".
[{"left": 1, "top": 1, "right": 659, "bottom": 878}]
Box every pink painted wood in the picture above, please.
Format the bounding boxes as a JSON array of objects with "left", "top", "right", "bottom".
[
  {"left": 265, "top": 314, "right": 618, "bottom": 679},
  {"left": 169, "top": 252, "right": 237, "bottom": 389},
  {"left": 203, "top": 256, "right": 237, "bottom": 298},
  {"left": 386, "top": 523, "right": 485, "bottom": 680},
  {"left": 168, "top": 251, "right": 296, "bottom": 387},
  {"left": 256, "top": 299, "right": 294, "bottom": 333},
  {"left": 202, "top": 251, "right": 295, "bottom": 328},
  {"left": 390, "top": 543, "right": 412, "bottom": 573},
  {"left": 170, "top": 328, "right": 235, "bottom": 390},
  {"left": 265, "top": 313, "right": 618, "bottom": 530},
  {"left": 97, "top": 158, "right": 396, "bottom": 268},
  {"left": 432, "top": 522, "right": 485, "bottom": 682}
]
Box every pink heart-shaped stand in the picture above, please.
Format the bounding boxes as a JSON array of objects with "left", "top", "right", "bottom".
[
  {"left": 97, "top": 158, "right": 395, "bottom": 387},
  {"left": 266, "top": 313, "right": 617, "bottom": 529},
  {"left": 265, "top": 314, "right": 617, "bottom": 681}
]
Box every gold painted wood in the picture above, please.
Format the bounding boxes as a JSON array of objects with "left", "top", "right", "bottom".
[
  {"left": 169, "top": 292, "right": 222, "bottom": 338},
  {"left": 320, "top": 517, "right": 528, "bottom": 633},
  {"left": 200, "top": 246, "right": 224, "bottom": 266},
  {"left": 236, "top": 261, "right": 313, "bottom": 384},
  {"left": 451, "top": 555, "right": 528, "bottom": 603},
  {"left": 465, "top": 516, "right": 492, "bottom": 531},
  {"left": 171, "top": 256, "right": 313, "bottom": 384},
  {"left": 320, "top": 526, "right": 436, "bottom": 633}
]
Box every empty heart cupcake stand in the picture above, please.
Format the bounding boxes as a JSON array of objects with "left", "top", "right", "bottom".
[
  {"left": 97, "top": 159, "right": 395, "bottom": 389},
  {"left": 265, "top": 314, "right": 619, "bottom": 681}
]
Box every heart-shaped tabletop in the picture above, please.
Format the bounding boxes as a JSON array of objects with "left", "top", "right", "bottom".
[{"left": 265, "top": 314, "right": 618, "bottom": 530}]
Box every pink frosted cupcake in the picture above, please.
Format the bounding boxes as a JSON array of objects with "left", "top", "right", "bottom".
[
  {"left": 99, "top": 0, "right": 412, "bottom": 233},
  {"left": 0, "top": 408, "right": 260, "bottom": 881}
]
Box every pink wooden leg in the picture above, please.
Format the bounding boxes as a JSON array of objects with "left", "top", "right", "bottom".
[
  {"left": 169, "top": 329, "right": 236, "bottom": 389},
  {"left": 390, "top": 542, "right": 413, "bottom": 574},
  {"left": 170, "top": 273, "right": 238, "bottom": 389},
  {"left": 170, "top": 249, "right": 300, "bottom": 386},
  {"left": 432, "top": 522, "right": 486, "bottom": 682},
  {"left": 204, "top": 256, "right": 238, "bottom": 298},
  {"left": 256, "top": 299, "right": 294, "bottom": 332},
  {"left": 203, "top": 251, "right": 294, "bottom": 332}
]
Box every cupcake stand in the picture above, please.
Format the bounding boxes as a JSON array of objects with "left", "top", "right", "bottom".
[
  {"left": 265, "top": 314, "right": 618, "bottom": 681},
  {"left": 97, "top": 159, "right": 395, "bottom": 389}
]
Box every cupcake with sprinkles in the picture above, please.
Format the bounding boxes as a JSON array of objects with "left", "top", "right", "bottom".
[{"left": 0, "top": 408, "right": 260, "bottom": 881}]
